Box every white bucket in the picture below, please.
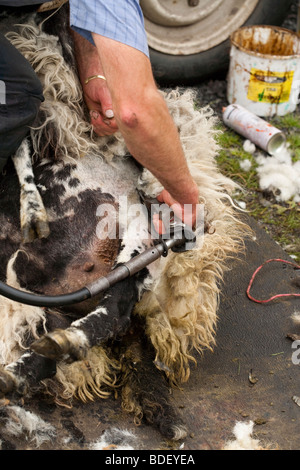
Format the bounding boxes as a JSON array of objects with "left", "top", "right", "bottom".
[{"left": 227, "top": 25, "right": 300, "bottom": 116}]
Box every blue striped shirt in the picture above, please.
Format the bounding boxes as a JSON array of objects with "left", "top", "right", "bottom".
[
  {"left": 0, "top": 1, "right": 48, "bottom": 5},
  {"left": 69, "top": 0, "right": 149, "bottom": 58}
]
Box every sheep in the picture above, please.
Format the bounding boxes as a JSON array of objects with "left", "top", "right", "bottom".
[{"left": 0, "top": 6, "right": 248, "bottom": 442}]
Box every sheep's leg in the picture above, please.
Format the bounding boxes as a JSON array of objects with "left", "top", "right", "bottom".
[
  {"left": 30, "top": 273, "right": 147, "bottom": 361},
  {"left": 0, "top": 352, "right": 56, "bottom": 397},
  {"left": 120, "top": 333, "right": 187, "bottom": 441},
  {"left": 0, "top": 310, "right": 71, "bottom": 397},
  {"left": 12, "top": 138, "right": 50, "bottom": 243}
]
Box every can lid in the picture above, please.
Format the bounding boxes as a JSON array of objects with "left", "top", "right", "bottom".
[{"left": 267, "top": 133, "right": 286, "bottom": 155}]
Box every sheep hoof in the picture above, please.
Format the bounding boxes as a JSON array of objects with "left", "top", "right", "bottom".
[
  {"left": 35, "top": 218, "right": 50, "bottom": 240},
  {"left": 20, "top": 186, "right": 50, "bottom": 243},
  {"left": 22, "top": 218, "right": 50, "bottom": 244},
  {"left": 22, "top": 224, "right": 36, "bottom": 244},
  {"left": 31, "top": 329, "right": 70, "bottom": 360},
  {"left": 0, "top": 367, "right": 17, "bottom": 396}
]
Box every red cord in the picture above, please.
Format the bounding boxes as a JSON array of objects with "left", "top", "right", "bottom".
[{"left": 246, "top": 258, "right": 300, "bottom": 304}]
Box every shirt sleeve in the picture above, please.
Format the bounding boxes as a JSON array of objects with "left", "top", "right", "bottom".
[{"left": 69, "top": 0, "right": 149, "bottom": 58}]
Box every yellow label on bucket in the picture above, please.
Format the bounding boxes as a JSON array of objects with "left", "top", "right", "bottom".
[{"left": 247, "top": 68, "right": 294, "bottom": 104}]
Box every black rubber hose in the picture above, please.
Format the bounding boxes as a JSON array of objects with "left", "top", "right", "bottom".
[
  {"left": 0, "top": 281, "right": 91, "bottom": 307},
  {"left": 0, "top": 237, "right": 190, "bottom": 307}
]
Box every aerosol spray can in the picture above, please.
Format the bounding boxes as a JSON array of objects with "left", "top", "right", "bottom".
[{"left": 222, "top": 104, "right": 286, "bottom": 155}]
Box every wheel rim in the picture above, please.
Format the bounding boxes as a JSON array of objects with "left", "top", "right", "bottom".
[{"left": 141, "top": 0, "right": 260, "bottom": 55}]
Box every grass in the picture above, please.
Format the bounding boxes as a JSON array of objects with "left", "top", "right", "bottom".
[{"left": 213, "top": 111, "right": 300, "bottom": 263}]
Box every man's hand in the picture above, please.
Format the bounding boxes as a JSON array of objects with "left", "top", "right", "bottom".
[
  {"left": 83, "top": 78, "right": 118, "bottom": 136},
  {"left": 153, "top": 188, "right": 198, "bottom": 235},
  {"left": 72, "top": 30, "right": 118, "bottom": 137}
]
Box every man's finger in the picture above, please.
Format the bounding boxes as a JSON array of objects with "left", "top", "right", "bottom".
[
  {"left": 89, "top": 110, "right": 118, "bottom": 136},
  {"left": 157, "top": 189, "right": 196, "bottom": 228},
  {"left": 157, "top": 190, "right": 183, "bottom": 219},
  {"left": 98, "top": 86, "right": 115, "bottom": 120},
  {"left": 152, "top": 213, "right": 166, "bottom": 235}
]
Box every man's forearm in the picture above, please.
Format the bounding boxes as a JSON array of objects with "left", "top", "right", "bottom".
[
  {"left": 71, "top": 30, "right": 103, "bottom": 83},
  {"left": 119, "top": 91, "right": 198, "bottom": 206}
]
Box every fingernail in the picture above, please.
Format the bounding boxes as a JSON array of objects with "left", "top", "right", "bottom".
[
  {"left": 90, "top": 110, "right": 100, "bottom": 120},
  {"left": 105, "top": 109, "right": 114, "bottom": 119}
]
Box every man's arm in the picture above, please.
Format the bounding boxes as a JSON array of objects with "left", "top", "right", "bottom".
[
  {"left": 72, "top": 30, "right": 199, "bottom": 226},
  {"left": 91, "top": 34, "right": 199, "bottom": 221}
]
